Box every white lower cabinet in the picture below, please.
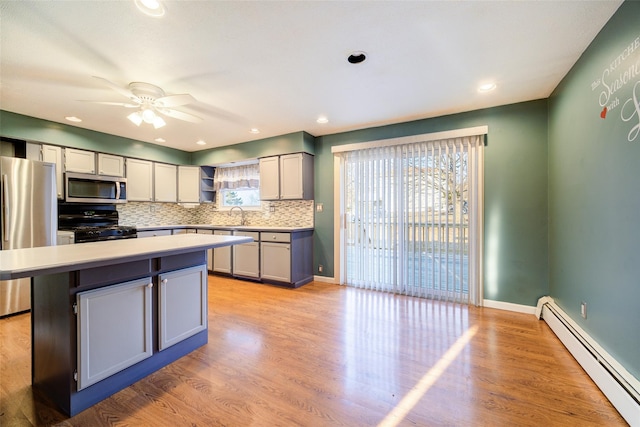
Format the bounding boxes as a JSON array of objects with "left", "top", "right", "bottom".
[
  {"left": 76, "top": 277, "right": 153, "bottom": 390},
  {"left": 158, "top": 265, "right": 208, "bottom": 351},
  {"left": 213, "top": 230, "right": 232, "bottom": 273},
  {"left": 261, "top": 241, "right": 291, "bottom": 283},
  {"left": 232, "top": 231, "right": 260, "bottom": 278}
]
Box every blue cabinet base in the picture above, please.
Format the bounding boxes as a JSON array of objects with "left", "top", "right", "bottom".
[{"left": 62, "top": 331, "right": 207, "bottom": 416}]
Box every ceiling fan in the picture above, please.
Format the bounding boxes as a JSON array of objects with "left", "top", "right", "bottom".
[{"left": 89, "top": 76, "right": 203, "bottom": 129}]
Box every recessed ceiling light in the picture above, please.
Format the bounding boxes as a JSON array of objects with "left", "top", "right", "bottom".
[
  {"left": 478, "top": 82, "right": 497, "bottom": 93},
  {"left": 134, "top": 0, "right": 165, "bottom": 17},
  {"left": 249, "top": 128, "right": 260, "bottom": 134},
  {"left": 155, "top": 138, "right": 166, "bottom": 143},
  {"left": 65, "top": 116, "right": 82, "bottom": 123},
  {"left": 347, "top": 51, "right": 367, "bottom": 64},
  {"left": 196, "top": 140, "right": 206, "bottom": 146},
  {"left": 317, "top": 116, "right": 329, "bottom": 124}
]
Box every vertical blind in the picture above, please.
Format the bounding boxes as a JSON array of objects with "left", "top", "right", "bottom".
[{"left": 341, "top": 134, "right": 483, "bottom": 305}]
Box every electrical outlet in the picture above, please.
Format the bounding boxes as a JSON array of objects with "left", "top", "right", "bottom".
[
  {"left": 318, "top": 264, "right": 323, "bottom": 273},
  {"left": 269, "top": 206, "right": 275, "bottom": 213},
  {"left": 149, "top": 204, "right": 156, "bottom": 213},
  {"left": 580, "top": 301, "right": 587, "bottom": 319},
  {"left": 316, "top": 203, "right": 323, "bottom": 212}
]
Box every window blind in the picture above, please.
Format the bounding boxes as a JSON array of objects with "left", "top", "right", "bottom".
[{"left": 341, "top": 134, "right": 484, "bottom": 305}]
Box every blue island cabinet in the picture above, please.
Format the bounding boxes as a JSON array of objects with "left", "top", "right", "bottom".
[{"left": 31, "top": 251, "right": 208, "bottom": 417}]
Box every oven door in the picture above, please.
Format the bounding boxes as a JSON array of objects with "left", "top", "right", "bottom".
[{"left": 65, "top": 173, "right": 127, "bottom": 204}]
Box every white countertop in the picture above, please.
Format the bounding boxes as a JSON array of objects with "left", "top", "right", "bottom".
[
  {"left": 136, "top": 224, "right": 314, "bottom": 232},
  {"left": 0, "top": 234, "right": 251, "bottom": 280}
]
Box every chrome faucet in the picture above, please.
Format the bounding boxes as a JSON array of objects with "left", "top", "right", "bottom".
[{"left": 229, "top": 206, "right": 246, "bottom": 226}]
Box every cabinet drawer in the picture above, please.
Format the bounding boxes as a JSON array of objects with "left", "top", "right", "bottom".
[
  {"left": 233, "top": 231, "right": 260, "bottom": 240},
  {"left": 261, "top": 232, "right": 290, "bottom": 243},
  {"left": 77, "top": 259, "right": 151, "bottom": 288},
  {"left": 137, "top": 229, "right": 172, "bottom": 238}
]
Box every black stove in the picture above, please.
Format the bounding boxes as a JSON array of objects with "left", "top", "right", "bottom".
[
  {"left": 58, "top": 203, "right": 137, "bottom": 243},
  {"left": 70, "top": 225, "right": 137, "bottom": 243}
]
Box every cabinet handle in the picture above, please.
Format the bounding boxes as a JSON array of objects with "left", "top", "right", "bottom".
[
  {"left": 162, "top": 279, "right": 168, "bottom": 285},
  {"left": 147, "top": 283, "right": 153, "bottom": 288},
  {"left": 2, "top": 175, "right": 9, "bottom": 240}
]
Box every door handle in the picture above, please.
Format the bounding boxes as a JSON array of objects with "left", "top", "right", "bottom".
[{"left": 2, "top": 174, "right": 9, "bottom": 241}]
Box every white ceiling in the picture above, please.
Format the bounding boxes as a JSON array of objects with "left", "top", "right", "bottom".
[{"left": 0, "top": 1, "right": 622, "bottom": 152}]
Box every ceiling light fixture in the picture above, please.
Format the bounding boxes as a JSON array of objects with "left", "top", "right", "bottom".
[
  {"left": 127, "top": 109, "right": 166, "bottom": 129},
  {"left": 347, "top": 51, "right": 367, "bottom": 64},
  {"left": 317, "top": 116, "right": 329, "bottom": 124},
  {"left": 155, "top": 137, "right": 166, "bottom": 143},
  {"left": 478, "top": 82, "right": 497, "bottom": 93},
  {"left": 134, "top": 0, "right": 165, "bottom": 17},
  {"left": 196, "top": 140, "right": 206, "bottom": 146},
  {"left": 249, "top": 128, "right": 260, "bottom": 134},
  {"left": 65, "top": 116, "right": 82, "bottom": 122}
]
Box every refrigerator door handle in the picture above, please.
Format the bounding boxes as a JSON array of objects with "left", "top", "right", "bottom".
[{"left": 2, "top": 174, "right": 9, "bottom": 241}]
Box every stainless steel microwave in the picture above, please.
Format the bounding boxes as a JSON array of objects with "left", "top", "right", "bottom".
[{"left": 65, "top": 172, "right": 127, "bottom": 204}]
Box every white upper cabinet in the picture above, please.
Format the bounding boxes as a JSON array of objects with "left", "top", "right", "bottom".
[
  {"left": 178, "top": 166, "right": 200, "bottom": 203},
  {"left": 259, "top": 153, "right": 314, "bottom": 200},
  {"left": 97, "top": 153, "right": 125, "bottom": 177},
  {"left": 154, "top": 163, "right": 177, "bottom": 202},
  {"left": 259, "top": 156, "right": 280, "bottom": 200},
  {"left": 65, "top": 148, "right": 96, "bottom": 174},
  {"left": 126, "top": 158, "right": 153, "bottom": 201},
  {"left": 41, "top": 144, "right": 64, "bottom": 199},
  {"left": 280, "top": 153, "right": 314, "bottom": 200}
]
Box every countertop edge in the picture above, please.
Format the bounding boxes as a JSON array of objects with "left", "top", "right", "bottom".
[
  {"left": 0, "top": 234, "right": 252, "bottom": 280},
  {"left": 136, "top": 224, "right": 314, "bottom": 232}
]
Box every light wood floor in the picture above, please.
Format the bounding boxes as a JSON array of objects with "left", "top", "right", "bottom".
[{"left": 0, "top": 276, "right": 627, "bottom": 426}]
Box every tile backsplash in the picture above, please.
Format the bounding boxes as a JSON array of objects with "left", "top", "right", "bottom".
[{"left": 117, "top": 200, "right": 314, "bottom": 228}]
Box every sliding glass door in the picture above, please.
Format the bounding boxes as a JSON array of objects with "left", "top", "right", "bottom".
[{"left": 337, "top": 132, "right": 484, "bottom": 305}]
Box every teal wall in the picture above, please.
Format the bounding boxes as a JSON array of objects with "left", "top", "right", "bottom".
[
  {"left": 315, "top": 100, "right": 549, "bottom": 306},
  {"left": 548, "top": 0, "right": 640, "bottom": 379},
  {"left": 0, "top": 110, "right": 191, "bottom": 164},
  {"left": 191, "top": 131, "right": 315, "bottom": 165}
]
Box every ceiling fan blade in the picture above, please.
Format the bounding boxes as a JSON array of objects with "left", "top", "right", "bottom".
[
  {"left": 154, "top": 93, "right": 196, "bottom": 108},
  {"left": 93, "top": 76, "right": 139, "bottom": 102},
  {"left": 80, "top": 100, "right": 140, "bottom": 108},
  {"left": 158, "top": 108, "right": 203, "bottom": 123}
]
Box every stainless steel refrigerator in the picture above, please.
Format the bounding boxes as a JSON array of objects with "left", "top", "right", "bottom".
[{"left": 1, "top": 156, "right": 57, "bottom": 316}]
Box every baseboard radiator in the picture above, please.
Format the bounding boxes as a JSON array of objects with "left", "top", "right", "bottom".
[{"left": 536, "top": 297, "right": 640, "bottom": 426}]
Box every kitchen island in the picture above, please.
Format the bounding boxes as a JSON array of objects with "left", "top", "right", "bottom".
[{"left": 0, "top": 234, "right": 251, "bottom": 417}]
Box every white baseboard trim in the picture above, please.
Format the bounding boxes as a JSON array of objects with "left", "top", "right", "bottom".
[
  {"left": 483, "top": 299, "right": 536, "bottom": 315},
  {"left": 540, "top": 297, "right": 639, "bottom": 427},
  {"left": 313, "top": 275, "right": 337, "bottom": 284}
]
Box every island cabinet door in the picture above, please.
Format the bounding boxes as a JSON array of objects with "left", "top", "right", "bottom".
[
  {"left": 158, "top": 265, "right": 208, "bottom": 351},
  {"left": 76, "top": 277, "right": 153, "bottom": 391}
]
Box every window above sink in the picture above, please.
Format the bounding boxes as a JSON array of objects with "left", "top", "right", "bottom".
[{"left": 214, "top": 162, "right": 261, "bottom": 210}]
